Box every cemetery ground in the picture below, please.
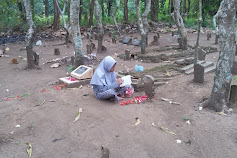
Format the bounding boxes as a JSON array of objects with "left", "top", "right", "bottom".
[{"left": 0, "top": 30, "right": 237, "bottom": 158}]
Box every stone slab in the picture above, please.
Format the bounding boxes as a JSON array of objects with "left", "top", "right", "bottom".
[
  {"left": 122, "top": 37, "right": 132, "bottom": 45},
  {"left": 231, "top": 61, "right": 237, "bottom": 74},
  {"left": 182, "top": 61, "right": 215, "bottom": 75},
  {"left": 132, "top": 39, "right": 141, "bottom": 46},
  {"left": 180, "top": 61, "right": 205, "bottom": 72},
  {"left": 59, "top": 77, "right": 90, "bottom": 88}
]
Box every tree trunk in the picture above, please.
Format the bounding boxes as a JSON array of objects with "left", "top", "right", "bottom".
[
  {"left": 56, "top": 0, "right": 70, "bottom": 44},
  {"left": 53, "top": 0, "right": 60, "bottom": 30},
  {"left": 194, "top": 0, "right": 203, "bottom": 65},
  {"left": 79, "top": 0, "right": 83, "bottom": 22},
  {"left": 101, "top": 0, "right": 105, "bottom": 20},
  {"left": 23, "top": 0, "right": 37, "bottom": 69},
  {"left": 187, "top": 0, "right": 190, "bottom": 18},
  {"left": 68, "top": 1, "right": 71, "bottom": 24},
  {"left": 30, "top": 0, "right": 35, "bottom": 20},
  {"left": 168, "top": 0, "right": 174, "bottom": 14},
  {"left": 112, "top": 0, "right": 121, "bottom": 36},
  {"left": 135, "top": 0, "right": 151, "bottom": 54},
  {"left": 44, "top": 0, "right": 49, "bottom": 17},
  {"left": 172, "top": 0, "right": 188, "bottom": 50},
  {"left": 124, "top": 0, "right": 128, "bottom": 24},
  {"left": 70, "top": 0, "right": 84, "bottom": 67},
  {"left": 193, "top": 0, "right": 203, "bottom": 82},
  {"left": 107, "top": 0, "right": 112, "bottom": 16},
  {"left": 95, "top": 0, "right": 104, "bottom": 53},
  {"left": 201, "top": 0, "right": 237, "bottom": 112},
  {"left": 17, "top": 0, "right": 26, "bottom": 22},
  {"left": 151, "top": 0, "right": 159, "bottom": 22},
  {"left": 182, "top": 0, "right": 186, "bottom": 20},
  {"left": 89, "top": 0, "right": 94, "bottom": 27}
]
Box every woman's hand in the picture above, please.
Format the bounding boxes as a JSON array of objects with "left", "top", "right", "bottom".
[{"left": 116, "top": 78, "right": 123, "bottom": 85}]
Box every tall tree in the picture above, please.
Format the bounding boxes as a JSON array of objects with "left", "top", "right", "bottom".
[
  {"left": 89, "top": 0, "right": 94, "bottom": 27},
  {"left": 95, "top": 0, "right": 104, "bottom": 53},
  {"left": 124, "top": 0, "right": 128, "bottom": 23},
  {"left": 107, "top": 0, "right": 113, "bottom": 16},
  {"left": 101, "top": 0, "right": 105, "bottom": 19},
  {"left": 70, "top": 0, "right": 84, "bottom": 67},
  {"left": 182, "top": 0, "right": 186, "bottom": 19},
  {"left": 112, "top": 0, "right": 121, "bottom": 36},
  {"left": 201, "top": 0, "right": 237, "bottom": 112},
  {"left": 44, "top": 0, "right": 49, "bottom": 17},
  {"left": 79, "top": 0, "right": 83, "bottom": 22},
  {"left": 23, "top": 0, "right": 38, "bottom": 69},
  {"left": 194, "top": 0, "right": 203, "bottom": 65},
  {"left": 168, "top": 0, "right": 174, "bottom": 14},
  {"left": 56, "top": 0, "right": 70, "bottom": 44},
  {"left": 30, "top": 0, "right": 35, "bottom": 20},
  {"left": 53, "top": 0, "right": 60, "bottom": 30},
  {"left": 17, "top": 0, "right": 26, "bottom": 22},
  {"left": 172, "top": 0, "right": 188, "bottom": 50},
  {"left": 151, "top": 0, "right": 159, "bottom": 22},
  {"left": 135, "top": 0, "right": 151, "bottom": 54}
]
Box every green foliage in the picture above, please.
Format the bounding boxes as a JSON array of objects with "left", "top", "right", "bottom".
[{"left": 184, "top": 18, "right": 198, "bottom": 28}]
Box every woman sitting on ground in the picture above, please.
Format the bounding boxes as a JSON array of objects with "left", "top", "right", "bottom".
[{"left": 90, "top": 56, "right": 133, "bottom": 102}]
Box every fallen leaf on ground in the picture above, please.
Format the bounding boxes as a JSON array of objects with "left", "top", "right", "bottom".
[
  {"left": 160, "top": 126, "right": 176, "bottom": 135},
  {"left": 166, "top": 71, "right": 171, "bottom": 76},
  {"left": 132, "top": 117, "right": 141, "bottom": 126},
  {"left": 21, "top": 93, "right": 31, "bottom": 98},
  {"left": 36, "top": 100, "right": 45, "bottom": 106},
  {"left": 217, "top": 112, "right": 227, "bottom": 116},
  {"left": 25, "top": 142, "right": 32, "bottom": 158},
  {"left": 73, "top": 108, "right": 83, "bottom": 122},
  {"left": 11, "top": 58, "right": 18, "bottom": 64},
  {"left": 183, "top": 116, "right": 189, "bottom": 120},
  {"left": 50, "top": 63, "right": 61, "bottom": 68}
]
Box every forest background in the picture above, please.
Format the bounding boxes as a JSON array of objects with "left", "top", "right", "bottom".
[{"left": 0, "top": 0, "right": 222, "bottom": 33}]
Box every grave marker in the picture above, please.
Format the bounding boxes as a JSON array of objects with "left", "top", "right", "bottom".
[
  {"left": 143, "top": 75, "right": 155, "bottom": 99},
  {"left": 215, "top": 35, "right": 219, "bottom": 44},
  {"left": 230, "top": 85, "right": 237, "bottom": 103},
  {"left": 102, "top": 46, "right": 107, "bottom": 52},
  {"left": 71, "top": 65, "right": 93, "bottom": 80},
  {"left": 198, "top": 48, "right": 206, "bottom": 61},
  {"left": 150, "top": 35, "right": 159, "bottom": 46},
  {"left": 86, "top": 44, "right": 91, "bottom": 54},
  {"left": 194, "top": 64, "right": 204, "bottom": 83},
  {"left": 90, "top": 42, "right": 96, "bottom": 49},
  {"left": 54, "top": 48, "right": 60, "bottom": 55},
  {"left": 125, "top": 49, "right": 130, "bottom": 60},
  {"left": 207, "top": 32, "right": 212, "bottom": 40}
]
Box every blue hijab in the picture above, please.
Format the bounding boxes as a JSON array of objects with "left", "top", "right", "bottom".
[{"left": 90, "top": 56, "right": 117, "bottom": 86}]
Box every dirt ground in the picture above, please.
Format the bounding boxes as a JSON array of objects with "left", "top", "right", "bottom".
[{"left": 1, "top": 31, "right": 237, "bottom": 158}]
